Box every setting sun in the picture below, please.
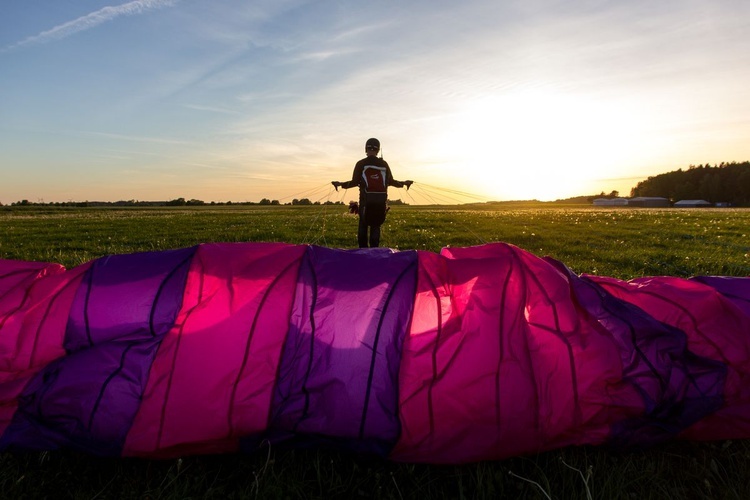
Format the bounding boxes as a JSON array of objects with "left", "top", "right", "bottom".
[
  {"left": 2, "top": 1, "right": 749, "bottom": 204},
  {"left": 419, "top": 89, "right": 645, "bottom": 201}
]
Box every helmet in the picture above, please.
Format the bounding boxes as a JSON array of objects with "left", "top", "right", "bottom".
[{"left": 365, "top": 138, "right": 380, "bottom": 150}]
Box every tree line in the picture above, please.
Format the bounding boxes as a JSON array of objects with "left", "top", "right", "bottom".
[
  {"left": 3, "top": 162, "right": 749, "bottom": 207},
  {"left": 2, "top": 198, "right": 408, "bottom": 207},
  {"left": 630, "top": 161, "right": 750, "bottom": 206},
  {"left": 3, "top": 198, "right": 350, "bottom": 207}
]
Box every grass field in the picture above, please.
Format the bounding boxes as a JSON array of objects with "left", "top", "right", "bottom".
[{"left": 1, "top": 204, "right": 749, "bottom": 499}]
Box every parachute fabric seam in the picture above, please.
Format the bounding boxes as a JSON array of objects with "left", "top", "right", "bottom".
[
  {"left": 601, "top": 279, "right": 728, "bottom": 366},
  {"left": 149, "top": 252, "right": 195, "bottom": 337},
  {"left": 29, "top": 276, "right": 83, "bottom": 369},
  {"left": 0, "top": 279, "right": 34, "bottom": 332},
  {"left": 579, "top": 276, "right": 668, "bottom": 401},
  {"left": 81, "top": 264, "right": 96, "bottom": 348},
  {"left": 359, "top": 259, "right": 417, "bottom": 440},
  {"left": 87, "top": 343, "right": 135, "bottom": 432},
  {"left": 425, "top": 269, "right": 441, "bottom": 439},
  {"left": 495, "top": 257, "right": 514, "bottom": 450},
  {"left": 0, "top": 269, "right": 38, "bottom": 303},
  {"left": 227, "top": 258, "right": 302, "bottom": 438},
  {"left": 294, "top": 261, "right": 318, "bottom": 433},
  {"left": 156, "top": 254, "right": 206, "bottom": 450},
  {"left": 519, "top": 248, "right": 582, "bottom": 429}
]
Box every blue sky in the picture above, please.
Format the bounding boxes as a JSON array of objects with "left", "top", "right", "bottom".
[{"left": 2, "top": 0, "right": 749, "bottom": 204}]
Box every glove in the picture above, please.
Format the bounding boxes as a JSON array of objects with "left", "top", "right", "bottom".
[
  {"left": 331, "top": 181, "right": 341, "bottom": 190},
  {"left": 404, "top": 180, "right": 413, "bottom": 190}
]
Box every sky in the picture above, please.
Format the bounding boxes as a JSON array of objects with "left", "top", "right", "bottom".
[{"left": 2, "top": 0, "right": 750, "bottom": 205}]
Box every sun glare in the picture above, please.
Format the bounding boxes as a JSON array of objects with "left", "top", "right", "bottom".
[{"left": 424, "top": 90, "right": 643, "bottom": 201}]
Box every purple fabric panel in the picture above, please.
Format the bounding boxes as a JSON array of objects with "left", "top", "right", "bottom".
[
  {"left": 1, "top": 247, "right": 195, "bottom": 455},
  {"left": 270, "top": 246, "right": 417, "bottom": 454},
  {"left": 691, "top": 276, "right": 750, "bottom": 316},
  {"left": 65, "top": 247, "right": 196, "bottom": 351},
  {"left": 546, "top": 259, "right": 726, "bottom": 448},
  {"left": 0, "top": 338, "right": 161, "bottom": 455}
]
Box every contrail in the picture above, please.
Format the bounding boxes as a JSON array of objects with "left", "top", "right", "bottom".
[{"left": 2, "top": 0, "right": 181, "bottom": 51}]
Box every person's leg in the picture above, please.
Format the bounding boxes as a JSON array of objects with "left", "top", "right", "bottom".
[
  {"left": 358, "top": 215, "right": 368, "bottom": 248},
  {"left": 369, "top": 224, "right": 381, "bottom": 247}
]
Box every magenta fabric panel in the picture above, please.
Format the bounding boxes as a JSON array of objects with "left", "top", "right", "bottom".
[
  {"left": 1, "top": 248, "right": 195, "bottom": 455},
  {"left": 588, "top": 274, "right": 750, "bottom": 440},
  {"left": 0, "top": 260, "right": 90, "bottom": 437},
  {"left": 394, "top": 244, "right": 649, "bottom": 463},
  {"left": 123, "top": 243, "right": 305, "bottom": 458},
  {"left": 0, "top": 244, "right": 747, "bottom": 462},
  {"left": 0, "top": 261, "right": 63, "bottom": 296},
  {"left": 692, "top": 276, "right": 750, "bottom": 317},
  {"left": 548, "top": 264, "right": 724, "bottom": 449}
]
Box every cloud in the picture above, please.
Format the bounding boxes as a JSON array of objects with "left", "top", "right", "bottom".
[
  {"left": 182, "top": 104, "right": 241, "bottom": 115},
  {"left": 3, "top": 0, "right": 181, "bottom": 51},
  {"left": 83, "top": 131, "right": 187, "bottom": 145}
]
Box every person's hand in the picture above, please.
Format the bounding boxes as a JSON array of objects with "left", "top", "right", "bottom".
[
  {"left": 404, "top": 180, "right": 413, "bottom": 190},
  {"left": 331, "top": 181, "right": 341, "bottom": 190}
]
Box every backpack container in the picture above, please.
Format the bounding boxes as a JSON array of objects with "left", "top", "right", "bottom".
[{"left": 362, "top": 165, "right": 388, "bottom": 226}]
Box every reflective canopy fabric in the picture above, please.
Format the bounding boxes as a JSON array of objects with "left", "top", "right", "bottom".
[
  {"left": 124, "top": 243, "right": 306, "bottom": 457},
  {"left": 392, "top": 244, "right": 725, "bottom": 463},
  {"left": 0, "top": 261, "right": 88, "bottom": 439},
  {"left": 269, "top": 246, "right": 417, "bottom": 455},
  {"left": 1, "top": 248, "right": 195, "bottom": 455},
  {"left": 0, "top": 242, "right": 748, "bottom": 463}
]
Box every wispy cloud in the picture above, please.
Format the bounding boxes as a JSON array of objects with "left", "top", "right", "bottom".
[
  {"left": 83, "top": 131, "right": 187, "bottom": 145},
  {"left": 3, "top": 0, "right": 180, "bottom": 51},
  {"left": 182, "top": 104, "right": 241, "bottom": 115}
]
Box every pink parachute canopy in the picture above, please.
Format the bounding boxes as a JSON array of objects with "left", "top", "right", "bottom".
[{"left": 0, "top": 243, "right": 748, "bottom": 463}]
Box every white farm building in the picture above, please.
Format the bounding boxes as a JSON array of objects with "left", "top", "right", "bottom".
[
  {"left": 674, "top": 199, "right": 712, "bottom": 208},
  {"left": 593, "top": 198, "right": 629, "bottom": 206}
]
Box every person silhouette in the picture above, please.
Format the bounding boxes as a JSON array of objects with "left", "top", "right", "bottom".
[{"left": 332, "top": 138, "right": 412, "bottom": 248}]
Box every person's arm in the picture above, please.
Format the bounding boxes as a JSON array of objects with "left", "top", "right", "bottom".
[
  {"left": 386, "top": 164, "right": 412, "bottom": 189},
  {"left": 332, "top": 163, "right": 361, "bottom": 189}
]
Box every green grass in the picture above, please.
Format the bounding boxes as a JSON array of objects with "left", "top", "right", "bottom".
[
  {"left": 1, "top": 204, "right": 748, "bottom": 278},
  {"left": 1, "top": 205, "right": 749, "bottom": 499}
]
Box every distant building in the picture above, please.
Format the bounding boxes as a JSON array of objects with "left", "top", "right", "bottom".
[
  {"left": 593, "top": 198, "right": 629, "bottom": 206},
  {"left": 715, "top": 202, "right": 731, "bottom": 207},
  {"left": 628, "top": 197, "right": 670, "bottom": 207},
  {"left": 674, "top": 199, "right": 712, "bottom": 208}
]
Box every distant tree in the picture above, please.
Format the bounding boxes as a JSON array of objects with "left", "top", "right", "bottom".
[
  {"left": 186, "top": 199, "right": 205, "bottom": 206},
  {"left": 259, "top": 198, "right": 271, "bottom": 205},
  {"left": 166, "top": 197, "right": 186, "bottom": 206},
  {"left": 271, "top": 200, "right": 280, "bottom": 205},
  {"left": 630, "top": 161, "right": 750, "bottom": 205}
]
